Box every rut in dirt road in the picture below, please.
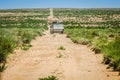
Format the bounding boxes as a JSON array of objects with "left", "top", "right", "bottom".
[{"left": 3, "top": 30, "right": 120, "bottom": 80}]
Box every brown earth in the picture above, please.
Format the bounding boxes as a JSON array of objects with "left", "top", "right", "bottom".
[{"left": 2, "top": 30, "right": 120, "bottom": 80}]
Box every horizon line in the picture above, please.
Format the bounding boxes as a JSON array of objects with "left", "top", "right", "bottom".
[{"left": 0, "top": 7, "right": 120, "bottom": 10}]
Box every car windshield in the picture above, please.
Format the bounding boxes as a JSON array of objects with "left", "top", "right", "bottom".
[{"left": 52, "top": 23, "right": 64, "bottom": 29}]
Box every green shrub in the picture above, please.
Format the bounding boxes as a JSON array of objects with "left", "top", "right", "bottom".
[
  {"left": 92, "top": 31, "right": 99, "bottom": 37},
  {"left": 39, "top": 76, "right": 58, "bottom": 80},
  {"left": 21, "top": 32, "right": 33, "bottom": 44},
  {"left": 92, "top": 35, "right": 108, "bottom": 54},
  {"left": 21, "top": 44, "right": 32, "bottom": 51},
  {"left": 102, "top": 37, "right": 120, "bottom": 71},
  {"left": 0, "top": 34, "right": 16, "bottom": 62},
  {"left": 58, "top": 46, "right": 65, "bottom": 50},
  {"left": 76, "top": 38, "right": 91, "bottom": 45},
  {"left": 36, "top": 30, "right": 43, "bottom": 36}
]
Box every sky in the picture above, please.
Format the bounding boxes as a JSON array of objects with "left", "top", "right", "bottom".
[{"left": 0, "top": 0, "right": 120, "bottom": 9}]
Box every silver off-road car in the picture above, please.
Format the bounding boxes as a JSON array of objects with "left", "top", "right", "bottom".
[{"left": 50, "top": 21, "right": 64, "bottom": 34}]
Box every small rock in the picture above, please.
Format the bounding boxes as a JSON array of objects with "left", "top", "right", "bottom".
[{"left": 107, "top": 74, "right": 110, "bottom": 77}]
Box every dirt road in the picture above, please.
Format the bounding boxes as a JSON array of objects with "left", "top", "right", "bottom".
[
  {"left": 2, "top": 30, "right": 120, "bottom": 80},
  {"left": 50, "top": 8, "right": 53, "bottom": 18}
]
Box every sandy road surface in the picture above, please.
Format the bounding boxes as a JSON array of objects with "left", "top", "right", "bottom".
[{"left": 2, "top": 30, "right": 120, "bottom": 80}]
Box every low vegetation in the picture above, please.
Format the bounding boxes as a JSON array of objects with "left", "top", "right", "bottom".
[
  {"left": 102, "top": 37, "right": 120, "bottom": 71},
  {"left": 58, "top": 46, "right": 66, "bottom": 50},
  {"left": 39, "top": 76, "right": 58, "bottom": 80},
  {"left": 57, "top": 53, "right": 63, "bottom": 58}
]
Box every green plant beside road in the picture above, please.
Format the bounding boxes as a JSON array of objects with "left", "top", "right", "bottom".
[
  {"left": 39, "top": 76, "right": 58, "bottom": 80},
  {"left": 58, "top": 46, "right": 66, "bottom": 50},
  {"left": 0, "top": 31, "right": 16, "bottom": 62},
  {"left": 102, "top": 37, "right": 120, "bottom": 71}
]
